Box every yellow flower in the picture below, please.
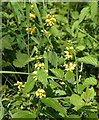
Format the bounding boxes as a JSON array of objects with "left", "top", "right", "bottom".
[
  {"left": 41, "top": 29, "right": 50, "bottom": 36},
  {"left": 35, "top": 62, "right": 45, "bottom": 70},
  {"left": 66, "top": 46, "right": 74, "bottom": 50},
  {"left": 14, "top": 81, "right": 24, "bottom": 90},
  {"left": 26, "top": 27, "right": 36, "bottom": 35},
  {"left": 64, "top": 62, "right": 76, "bottom": 71},
  {"left": 29, "top": 13, "right": 36, "bottom": 20},
  {"left": 64, "top": 51, "right": 73, "bottom": 59},
  {"left": 35, "top": 89, "right": 46, "bottom": 98},
  {"left": 45, "top": 15, "right": 56, "bottom": 26}
]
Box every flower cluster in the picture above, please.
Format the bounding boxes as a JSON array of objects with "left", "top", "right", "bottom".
[
  {"left": 29, "top": 13, "right": 36, "bottom": 20},
  {"left": 14, "top": 81, "right": 24, "bottom": 90},
  {"left": 64, "top": 62, "right": 76, "bottom": 72},
  {"left": 45, "top": 14, "right": 56, "bottom": 26},
  {"left": 26, "top": 27, "right": 36, "bottom": 35},
  {"left": 35, "top": 62, "right": 45, "bottom": 70},
  {"left": 64, "top": 51, "right": 73, "bottom": 60},
  {"left": 35, "top": 88, "right": 46, "bottom": 98}
]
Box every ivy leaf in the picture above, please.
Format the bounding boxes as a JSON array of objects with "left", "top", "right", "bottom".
[
  {"left": 12, "top": 110, "right": 36, "bottom": 118},
  {"left": 50, "top": 68, "right": 64, "bottom": 79},
  {"left": 24, "top": 75, "right": 35, "bottom": 94},
  {"left": 37, "top": 69, "right": 48, "bottom": 87},
  {"left": 13, "top": 51, "right": 30, "bottom": 68},
  {"left": 77, "top": 55, "right": 98, "bottom": 67},
  {"left": 81, "top": 87, "right": 96, "bottom": 103},
  {"left": 70, "top": 94, "right": 85, "bottom": 111},
  {"left": 48, "top": 51, "right": 58, "bottom": 67},
  {"left": 41, "top": 97, "right": 66, "bottom": 117}
]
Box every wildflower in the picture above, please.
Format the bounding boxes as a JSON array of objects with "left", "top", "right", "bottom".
[
  {"left": 64, "top": 51, "right": 73, "bottom": 59},
  {"left": 14, "top": 81, "right": 24, "bottom": 90},
  {"left": 41, "top": 29, "right": 50, "bottom": 36},
  {"left": 35, "top": 88, "right": 46, "bottom": 98},
  {"left": 64, "top": 62, "right": 76, "bottom": 71},
  {"left": 45, "top": 15, "right": 56, "bottom": 26},
  {"left": 35, "top": 62, "right": 45, "bottom": 70},
  {"left": 26, "top": 27, "right": 36, "bottom": 35},
  {"left": 29, "top": 13, "right": 36, "bottom": 20},
  {"left": 60, "top": 81, "right": 65, "bottom": 85},
  {"left": 66, "top": 46, "right": 74, "bottom": 50}
]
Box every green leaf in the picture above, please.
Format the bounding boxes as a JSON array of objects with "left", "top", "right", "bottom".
[
  {"left": 48, "top": 51, "right": 58, "bottom": 67},
  {"left": 13, "top": 52, "right": 30, "bottom": 68},
  {"left": 50, "top": 25, "right": 61, "bottom": 37},
  {"left": 71, "top": 11, "right": 79, "bottom": 20},
  {"left": 76, "top": 45, "right": 85, "bottom": 52},
  {"left": 81, "top": 87, "right": 96, "bottom": 103},
  {"left": 2, "top": 35, "right": 14, "bottom": 51},
  {"left": 70, "top": 94, "right": 85, "bottom": 111},
  {"left": 77, "top": 55, "right": 98, "bottom": 67},
  {"left": 50, "top": 68, "right": 64, "bottom": 78},
  {"left": 0, "top": 104, "right": 4, "bottom": 120},
  {"left": 65, "top": 71, "right": 75, "bottom": 84},
  {"left": 78, "top": 32, "right": 86, "bottom": 38},
  {"left": 79, "top": 7, "right": 89, "bottom": 23},
  {"left": 37, "top": 69, "right": 48, "bottom": 87},
  {"left": 41, "top": 98, "right": 66, "bottom": 117},
  {"left": 24, "top": 75, "right": 35, "bottom": 93},
  {"left": 12, "top": 110, "right": 36, "bottom": 118},
  {"left": 83, "top": 77, "right": 97, "bottom": 88}
]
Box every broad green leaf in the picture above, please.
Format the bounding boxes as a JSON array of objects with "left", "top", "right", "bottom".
[
  {"left": 2, "top": 35, "right": 14, "bottom": 51},
  {"left": 65, "top": 71, "right": 75, "bottom": 84},
  {"left": 76, "top": 45, "right": 85, "bottom": 51},
  {"left": 77, "top": 55, "right": 98, "bottom": 67},
  {"left": 50, "top": 79, "right": 62, "bottom": 89},
  {"left": 79, "top": 7, "right": 89, "bottom": 23},
  {"left": 70, "top": 94, "right": 85, "bottom": 111},
  {"left": 83, "top": 77, "right": 97, "bottom": 88},
  {"left": 41, "top": 98, "right": 66, "bottom": 117},
  {"left": 78, "top": 32, "right": 86, "bottom": 38},
  {"left": 50, "top": 25, "right": 61, "bottom": 37},
  {"left": 72, "top": 20, "right": 80, "bottom": 32},
  {"left": 55, "top": 89, "right": 66, "bottom": 96},
  {"left": 12, "top": 110, "right": 36, "bottom": 118},
  {"left": 24, "top": 75, "right": 35, "bottom": 93},
  {"left": 0, "top": 103, "right": 4, "bottom": 120},
  {"left": 37, "top": 69, "right": 48, "bottom": 87},
  {"left": 50, "top": 68, "right": 64, "bottom": 78},
  {"left": 89, "top": 2, "right": 98, "bottom": 23},
  {"left": 71, "top": 11, "right": 79, "bottom": 20},
  {"left": 13, "top": 51, "right": 30, "bottom": 68},
  {"left": 81, "top": 87, "right": 96, "bottom": 103},
  {"left": 48, "top": 51, "right": 58, "bottom": 67}
]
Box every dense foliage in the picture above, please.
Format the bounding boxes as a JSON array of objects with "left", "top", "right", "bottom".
[{"left": 1, "top": 2, "right": 99, "bottom": 119}]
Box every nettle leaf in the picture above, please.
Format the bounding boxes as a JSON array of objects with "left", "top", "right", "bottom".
[
  {"left": 37, "top": 69, "right": 48, "bottom": 87},
  {"left": 48, "top": 51, "right": 58, "bottom": 67},
  {"left": 65, "top": 71, "right": 75, "bottom": 84},
  {"left": 70, "top": 94, "right": 85, "bottom": 111},
  {"left": 83, "top": 77, "right": 97, "bottom": 88},
  {"left": 50, "top": 68, "right": 64, "bottom": 79},
  {"left": 77, "top": 55, "right": 98, "bottom": 67},
  {"left": 13, "top": 51, "right": 30, "bottom": 68},
  {"left": 2, "top": 35, "right": 14, "bottom": 51},
  {"left": 76, "top": 45, "right": 85, "bottom": 52},
  {"left": 12, "top": 110, "right": 36, "bottom": 118},
  {"left": 50, "top": 25, "right": 61, "bottom": 37},
  {"left": 79, "top": 7, "right": 89, "bottom": 23},
  {"left": 81, "top": 87, "right": 96, "bottom": 103},
  {"left": 24, "top": 75, "right": 35, "bottom": 94},
  {"left": 41, "top": 98, "right": 66, "bottom": 117}
]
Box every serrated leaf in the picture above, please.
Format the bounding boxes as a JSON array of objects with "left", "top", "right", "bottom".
[
  {"left": 24, "top": 75, "right": 35, "bottom": 94},
  {"left": 13, "top": 52, "right": 30, "bottom": 68},
  {"left": 65, "top": 71, "right": 75, "bottom": 84},
  {"left": 12, "top": 110, "right": 36, "bottom": 118},
  {"left": 48, "top": 51, "right": 58, "bottom": 67},
  {"left": 83, "top": 77, "right": 97, "bottom": 88},
  {"left": 37, "top": 69, "right": 48, "bottom": 87},
  {"left": 77, "top": 55, "right": 98, "bottom": 67},
  {"left": 70, "top": 94, "right": 85, "bottom": 111},
  {"left": 81, "top": 87, "right": 96, "bottom": 103},
  {"left": 50, "top": 68, "right": 64, "bottom": 78},
  {"left": 41, "top": 98, "right": 66, "bottom": 117},
  {"left": 76, "top": 45, "right": 85, "bottom": 51}
]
